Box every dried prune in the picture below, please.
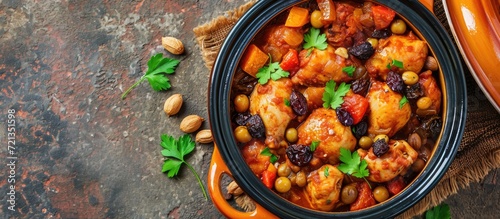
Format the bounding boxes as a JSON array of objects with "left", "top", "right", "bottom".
[
  {"left": 290, "top": 90, "right": 308, "bottom": 116},
  {"left": 406, "top": 83, "right": 424, "bottom": 99},
  {"left": 352, "top": 120, "right": 368, "bottom": 139},
  {"left": 286, "top": 144, "right": 312, "bottom": 167},
  {"left": 349, "top": 42, "right": 374, "bottom": 60},
  {"left": 371, "top": 29, "right": 391, "bottom": 38},
  {"left": 352, "top": 76, "right": 370, "bottom": 96},
  {"left": 386, "top": 71, "right": 404, "bottom": 93},
  {"left": 233, "top": 112, "right": 251, "bottom": 126},
  {"left": 246, "top": 114, "right": 265, "bottom": 139},
  {"left": 336, "top": 108, "right": 354, "bottom": 126},
  {"left": 373, "top": 139, "right": 389, "bottom": 157}
]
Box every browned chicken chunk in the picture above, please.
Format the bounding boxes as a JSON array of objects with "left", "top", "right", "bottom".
[
  {"left": 367, "top": 80, "right": 411, "bottom": 137},
  {"left": 306, "top": 164, "right": 344, "bottom": 211},
  {"left": 250, "top": 78, "right": 295, "bottom": 149},
  {"left": 292, "top": 46, "right": 354, "bottom": 87},
  {"left": 358, "top": 140, "right": 418, "bottom": 183},
  {"left": 297, "top": 108, "right": 357, "bottom": 165},
  {"left": 365, "top": 33, "right": 428, "bottom": 80}
]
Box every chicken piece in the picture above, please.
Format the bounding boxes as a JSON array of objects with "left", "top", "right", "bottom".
[
  {"left": 241, "top": 140, "right": 271, "bottom": 176},
  {"left": 365, "top": 33, "right": 428, "bottom": 80},
  {"left": 306, "top": 164, "right": 344, "bottom": 211},
  {"left": 292, "top": 45, "right": 354, "bottom": 87},
  {"left": 358, "top": 140, "right": 418, "bottom": 183},
  {"left": 367, "top": 80, "right": 411, "bottom": 137},
  {"left": 302, "top": 87, "right": 325, "bottom": 112},
  {"left": 419, "top": 70, "right": 442, "bottom": 113},
  {"left": 257, "top": 25, "right": 304, "bottom": 62},
  {"left": 249, "top": 78, "right": 295, "bottom": 149},
  {"left": 297, "top": 108, "right": 357, "bottom": 165}
]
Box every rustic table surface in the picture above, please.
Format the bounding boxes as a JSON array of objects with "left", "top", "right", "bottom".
[{"left": 0, "top": 0, "right": 498, "bottom": 218}]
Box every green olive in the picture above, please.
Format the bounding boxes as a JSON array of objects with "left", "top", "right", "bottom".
[
  {"left": 310, "top": 10, "right": 323, "bottom": 28},
  {"left": 341, "top": 183, "right": 358, "bottom": 204},
  {"left": 402, "top": 71, "right": 419, "bottom": 85},
  {"left": 367, "top": 38, "right": 379, "bottom": 49},
  {"left": 358, "top": 136, "right": 373, "bottom": 150},
  {"left": 234, "top": 94, "right": 250, "bottom": 113},
  {"left": 390, "top": 19, "right": 407, "bottom": 34},
  {"left": 353, "top": 66, "right": 367, "bottom": 80},
  {"left": 285, "top": 127, "right": 298, "bottom": 143},
  {"left": 275, "top": 176, "right": 292, "bottom": 193},
  {"left": 374, "top": 134, "right": 389, "bottom": 144},
  {"left": 373, "top": 186, "right": 390, "bottom": 202},
  {"left": 417, "top": 97, "right": 433, "bottom": 110},
  {"left": 234, "top": 126, "right": 252, "bottom": 143},
  {"left": 277, "top": 163, "right": 292, "bottom": 177},
  {"left": 295, "top": 171, "right": 307, "bottom": 187},
  {"left": 412, "top": 158, "right": 426, "bottom": 172}
]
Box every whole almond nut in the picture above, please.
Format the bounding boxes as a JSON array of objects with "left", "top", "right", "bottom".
[
  {"left": 180, "top": 115, "right": 204, "bottom": 133},
  {"left": 195, "top": 129, "right": 213, "bottom": 144},
  {"left": 162, "top": 36, "right": 184, "bottom": 55},
  {"left": 164, "top": 94, "right": 183, "bottom": 116},
  {"left": 424, "top": 56, "right": 438, "bottom": 71}
]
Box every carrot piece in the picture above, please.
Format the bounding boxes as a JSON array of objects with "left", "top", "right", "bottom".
[
  {"left": 240, "top": 44, "right": 269, "bottom": 77},
  {"left": 285, "top": 6, "right": 310, "bottom": 27},
  {"left": 261, "top": 163, "right": 277, "bottom": 189}
]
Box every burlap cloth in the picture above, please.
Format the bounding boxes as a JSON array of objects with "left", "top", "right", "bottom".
[{"left": 193, "top": 1, "right": 500, "bottom": 218}]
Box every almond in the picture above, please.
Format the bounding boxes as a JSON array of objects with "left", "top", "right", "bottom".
[
  {"left": 162, "top": 36, "right": 184, "bottom": 55},
  {"left": 424, "top": 56, "right": 438, "bottom": 71},
  {"left": 180, "top": 115, "right": 204, "bottom": 133},
  {"left": 164, "top": 94, "right": 183, "bottom": 116},
  {"left": 195, "top": 129, "right": 213, "bottom": 144}
]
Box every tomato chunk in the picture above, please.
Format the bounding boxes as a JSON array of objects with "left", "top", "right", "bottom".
[
  {"left": 280, "top": 49, "right": 300, "bottom": 74},
  {"left": 350, "top": 181, "right": 376, "bottom": 211},
  {"left": 387, "top": 176, "right": 406, "bottom": 195},
  {"left": 371, "top": 5, "right": 396, "bottom": 30},
  {"left": 342, "top": 92, "right": 369, "bottom": 125}
]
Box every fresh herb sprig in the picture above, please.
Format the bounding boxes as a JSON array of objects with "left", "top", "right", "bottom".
[
  {"left": 160, "top": 134, "right": 208, "bottom": 200},
  {"left": 399, "top": 96, "right": 409, "bottom": 109},
  {"left": 255, "top": 56, "right": 289, "bottom": 84},
  {"left": 337, "top": 148, "right": 370, "bottom": 185},
  {"left": 260, "top": 147, "right": 278, "bottom": 163},
  {"left": 425, "top": 203, "right": 451, "bottom": 219},
  {"left": 121, "top": 53, "right": 180, "bottom": 99},
  {"left": 386, "top": 59, "right": 404, "bottom": 69},
  {"left": 342, "top": 65, "right": 356, "bottom": 77},
  {"left": 303, "top": 27, "right": 328, "bottom": 51},
  {"left": 322, "top": 80, "right": 351, "bottom": 109}
]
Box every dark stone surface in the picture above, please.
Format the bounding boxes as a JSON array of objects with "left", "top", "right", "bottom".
[{"left": 0, "top": 0, "right": 497, "bottom": 219}]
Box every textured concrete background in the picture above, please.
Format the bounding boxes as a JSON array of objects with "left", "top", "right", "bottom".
[{"left": 0, "top": 0, "right": 497, "bottom": 218}]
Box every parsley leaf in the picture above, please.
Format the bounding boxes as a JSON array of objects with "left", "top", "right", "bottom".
[
  {"left": 324, "top": 166, "right": 330, "bottom": 177},
  {"left": 160, "top": 134, "right": 208, "bottom": 200},
  {"left": 342, "top": 65, "right": 356, "bottom": 77},
  {"left": 122, "top": 53, "right": 180, "bottom": 99},
  {"left": 399, "top": 95, "right": 409, "bottom": 109},
  {"left": 310, "top": 141, "right": 320, "bottom": 152},
  {"left": 284, "top": 98, "right": 291, "bottom": 107},
  {"left": 260, "top": 147, "right": 278, "bottom": 163},
  {"left": 337, "top": 148, "right": 370, "bottom": 179},
  {"left": 322, "top": 80, "right": 351, "bottom": 109},
  {"left": 256, "top": 57, "right": 290, "bottom": 85},
  {"left": 303, "top": 27, "right": 328, "bottom": 51},
  {"left": 425, "top": 203, "right": 451, "bottom": 219}
]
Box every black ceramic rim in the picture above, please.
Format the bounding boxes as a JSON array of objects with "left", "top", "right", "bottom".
[{"left": 209, "top": 0, "right": 467, "bottom": 218}]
